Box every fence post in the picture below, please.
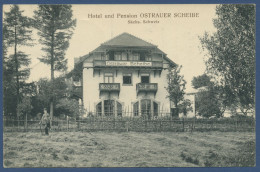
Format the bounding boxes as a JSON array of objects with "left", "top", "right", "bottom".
[
  {"left": 25, "top": 113, "right": 28, "bottom": 132},
  {"left": 126, "top": 120, "right": 129, "bottom": 132},
  {"left": 235, "top": 117, "right": 238, "bottom": 132},
  {"left": 24, "top": 116, "right": 25, "bottom": 131},
  {"left": 145, "top": 119, "right": 147, "bottom": 132},
  {"left": 160, "top": 118, "right": 162, "bottom": 132},
  {"left": 101, "top": 116, "right": 104, "bottom": 130},
  {"left": 182, "top": 117, "right": 185, "bottom": 132},
  {"left": 67, "top": 116, "right": 69, "bottom": 131},
  {"left": 12, "top": 118, "right": 15, "bottom": 132},
  {"left": 191, "top": 117, "right": 196, "bottom": 133},
  {"left": 170, "top": 115, "right": 173, "bottom": 131},
  {"left": 114, "top": 117, "right": 116, "bottom": 130},
  {"left": 17, "top": 115, "right": 19, "bottom": 131},
  {"left": 77, "top": 117, "right": 80, "bottom": 131}
]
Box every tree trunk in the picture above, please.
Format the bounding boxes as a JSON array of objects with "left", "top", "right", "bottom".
[
  {"left": 25, "top": 113, "right": 28, "bottom": 132},
  {"left": 14, "top": 25, "right": 20, "bottom": 123},
  {"left": 50, "top": 18, "right": 55, "bottom": 126},
  {"left": 50, "top": 67, "right": 54, "bottom": 126},
  {"left": 175, "top": 102, "right": 179, "bottom": 117}
]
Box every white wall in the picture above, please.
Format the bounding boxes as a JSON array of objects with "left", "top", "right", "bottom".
[{"left": 82, "top": 55, "right": 172, "bottom": 117}]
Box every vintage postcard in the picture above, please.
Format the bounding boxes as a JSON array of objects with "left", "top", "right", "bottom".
[{"left": 2, "top": 4, "right": 256, "bottom": 168}]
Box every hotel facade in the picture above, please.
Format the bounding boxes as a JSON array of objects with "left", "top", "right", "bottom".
[{"left": 71, "top": 33, "right": 177, "bottom": 118}]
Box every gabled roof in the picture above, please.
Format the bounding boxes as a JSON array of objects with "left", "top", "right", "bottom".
[
  {"left": 73, "top": 32, "right": 176, "bottom": 68},
  {"left": 101, "top": 32, "right": 157, "bottom": 47}
]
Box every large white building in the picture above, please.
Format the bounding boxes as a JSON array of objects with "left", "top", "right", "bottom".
[{"left": 71, "top": 33, "right": 177, "bottom": 118}]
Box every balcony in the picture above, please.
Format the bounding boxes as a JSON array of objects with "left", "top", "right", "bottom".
[
  {"left": 99, "top": 83, "right": 120, "bottom": 95},
  {"left": 72, "top": 86, "right": 83, "bottom": 99},
  {"left": 136, "top": 83, "right": 158, "bottom": 95},
  {"left": 93, "top": 60, "right": 163, "bottom": 68}
]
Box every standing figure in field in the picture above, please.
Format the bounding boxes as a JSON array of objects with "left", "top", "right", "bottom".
[{"left": 39, "top": 108, "right": 51, "bottom": 135}]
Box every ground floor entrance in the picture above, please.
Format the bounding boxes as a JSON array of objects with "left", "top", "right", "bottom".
[
  {"left": 95, "top": 99, "right": 159, "bottom": 118},
  {"left": 96, "top": 100, "right": 122, "bottom": 116}
]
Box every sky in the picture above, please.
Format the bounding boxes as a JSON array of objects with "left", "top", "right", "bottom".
[{"left": 3, "top": 4, "right": 217, "bottom": 92}]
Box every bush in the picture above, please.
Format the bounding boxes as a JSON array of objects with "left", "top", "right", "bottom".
[{"left": 55, "top": 98, "right": 80, "bottom": 118}]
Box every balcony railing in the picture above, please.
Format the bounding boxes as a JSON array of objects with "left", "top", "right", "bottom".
[
  {"left": 99, "top": 83, "right": 120, "bottom": 92},
  {"left": 72, "top": 86, "right": 83, "bottom": 99},
  {"left": 93, "top": 60, "right": 163, "bottom": 68},
  {"left": 136, "top": 83, "right": 158, "bottom": 95}
]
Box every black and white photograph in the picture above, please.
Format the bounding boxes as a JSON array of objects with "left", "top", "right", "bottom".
[{"left": 2, "top": 4, "right": 256, "bottom": 168}]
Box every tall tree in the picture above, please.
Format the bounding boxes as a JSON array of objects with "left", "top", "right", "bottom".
[
  {"left": 3, "top": 23, "right": 16, "bottom": 116},
  {"left": 200, "top": 4, "right": 255, "bottom": 115},
  {"left": 3, "top": 5, "right": 33, "bottom": 116},
  {"left": 166, "top": 65, "right": 186, "bottom": 117},
  {"left": 33, "top": 5, "right": 76, "bottom": 120}
]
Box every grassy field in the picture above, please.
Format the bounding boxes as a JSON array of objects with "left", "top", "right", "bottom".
[{"left": 3, "top": 131, "right": 255, "bottom": 167}]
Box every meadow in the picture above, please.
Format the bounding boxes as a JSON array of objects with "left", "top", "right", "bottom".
[{"left": 3, "top": 131, "right": 255, "bottom": 167}]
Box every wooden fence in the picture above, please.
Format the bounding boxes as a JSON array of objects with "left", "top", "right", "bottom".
[{"left": 3, "top": 116, "right": 255, "bottom": 132}]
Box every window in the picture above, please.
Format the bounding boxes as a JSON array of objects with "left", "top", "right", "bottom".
[
  {"left": 133, "top": 102, "right": 139, "bottom": 116},
  {"left": 131, "top": 53, "right": 139, "bottom": 61},
  {"left": 101, "top": 53, "right": 108, "bottom": 60},
  {"left": 114, "top": 52, "right": 121, "bottom": 61},
  {"left": 104, "top": 100, "right": 115, "bottom": 116},
  {"left": 123, "top": 73, "right": 132, "bottom": 85},
  {"left": 141, "top": 74, "right": 150, "bottom": 83},
  {"left": 114, "top": 52, "right": 127, "bottom": 61},
  {"left": 141, "top": 99, "right": 151, "bottom": 118},
  {"left": 140, "top": 52, "right": 145, "bottom": 61},
  {"left": 122, "top": 52, "right": 127, "bottom": 60},
  {"left": 133, "top": 100, "right": 159, "bottom": 118},
  {"left": 104, "top": 73, "right": 114, "bottom": 83},
  {"left": 145, "top": 56, "right": 151, "bottom": 61},
  {"left": 153, "top": 102, "right": 158, "bottom": 117},
  {"left": 96, "top": 100, "right": 122, "bottom": 116},
  {"left": 109, "top": 51, "right": 114, "bottom": 60}
]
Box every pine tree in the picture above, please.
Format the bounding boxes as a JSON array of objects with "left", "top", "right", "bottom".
[
  {"left": 3, "top": 5, "right": 33, "bottom": 116},
  {"left": 33, "top": 5, "right": 76, "bottom": 120}
]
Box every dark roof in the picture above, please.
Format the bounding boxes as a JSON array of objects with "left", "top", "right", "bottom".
[
  {"left": 73, "top": 32, "right": 176, "bottom": 67},
  {"left": 102, "top": 32, "right": 156, "bottom": 47}
]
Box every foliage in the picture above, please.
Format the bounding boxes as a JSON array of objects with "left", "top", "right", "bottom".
[
  {"left": 36, "top": 77, "right": 68, "bottom": 107},
  {"left": 17, "top": 97, "right": 33, "bottom": 117},
  {"left": 192, "top": 74, "right": 224, "bottom": 118},
  {"left": 33, "top": 5, "right": 76, "bottom": 118},
  {"left": 3, "top": 80, "right": 17, "bottom": 116},
  {"left": 55, "top": 98, "right": 80, "bottom": 118},
  {"left": 195, "top": 89, "right": 222, "bottom": 118},
  {"left": 4, "top": 5, "right": 33, "bottom": 48},
  {"left": 33, "top": 5, "right": 76, "bottom": 73},
  {"left": 192, "top": 74, "right": 212, "bottom": 89},
  {"left": 165, "top": 65, "right": 186, "bottom": 116},
  {"left": 4, "top": 5, "right": 33, "bottom": 82},
  {"left": 200, "top": 4, "right": 255, "bottom": 114},
  {"left": 179, "top": 99, "right": 192, "bottom": 116},
  {"left": 3, "top": 5, "right": 33, "bottom": 116}
]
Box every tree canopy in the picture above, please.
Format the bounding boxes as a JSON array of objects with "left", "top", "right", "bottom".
[
  {"left": 166, "top": 65, "right": 186, "bottom": 116},
  {"left": 192, "top": 75, "right": 223, "bottom": 118},
  {"left": 33, "top": 5, "right": 76, "bottom": 119},
  {"left": 192, "top": 74, "right": 212, "bottom": 89},
  {"left": 3, "top": 5, "right": 33, "bottom": 116},
  {"left": 200, "top": 4, "right": 255, "bottom": 114},
  {"left": 34, "top": 5, "right": 76, "bottom": 73}
]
